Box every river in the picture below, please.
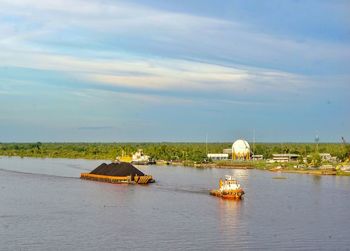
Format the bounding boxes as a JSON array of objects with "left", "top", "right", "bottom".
[{"left": 0, "top": 157, "right": 349, "bottom": 250}]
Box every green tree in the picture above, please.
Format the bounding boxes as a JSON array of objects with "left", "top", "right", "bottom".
[
  {"left": 311, "top": 152, "right": 322, "bottom": 167},
  {"left": 298, "top": 154, "right": 304, "bottom": 164}
]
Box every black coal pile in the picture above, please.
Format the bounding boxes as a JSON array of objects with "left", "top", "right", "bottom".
[{"left": 90, "top": 162, "right": 145, "bottom": 178}]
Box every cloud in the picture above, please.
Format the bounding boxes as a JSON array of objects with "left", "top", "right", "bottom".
[
  {"left": 0, "top": 0, "right": 348, "bottom": 102},
  {"left": 0, "top": 48, "right": 309, "bottom": 95},
  {"left": 0, "top": 0, "right": 230, "bottom": 40},
  {"left": 1, "top": 0, "right": 348, "bottom": 76}
]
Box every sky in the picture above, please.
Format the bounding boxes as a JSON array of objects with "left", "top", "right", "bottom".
[{"left": 0, "top": 0, "right": 349, "bottom": 142}]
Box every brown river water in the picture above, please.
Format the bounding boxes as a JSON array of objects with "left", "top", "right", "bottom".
[{"left": 0, "top": 157, "right": 349, "bottom": 250}]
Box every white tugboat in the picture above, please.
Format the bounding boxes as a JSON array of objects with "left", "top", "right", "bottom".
[
  {"left": 131, "top": 149, "right": 152, "bottom": 165},
  {"left": 116, "top": 149, "right": 154, "bottom": 165},
  {"left": 210, "top": 175, "right": 245, "bottom": 199}
]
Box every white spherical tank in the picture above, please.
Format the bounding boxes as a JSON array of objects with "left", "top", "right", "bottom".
[{"left": 232, "top": 139, "right": 250, "bottom": 159}]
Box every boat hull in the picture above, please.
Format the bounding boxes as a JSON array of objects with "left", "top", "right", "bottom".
[
  {"left": 210, "top": 189, "right": 244, "bottom": 200},
  {"left": 80, "top": 173, "right": 154, "bottom": 184},
  {"left": 131, "top": 161, "right": 155, "bottom": 165}
]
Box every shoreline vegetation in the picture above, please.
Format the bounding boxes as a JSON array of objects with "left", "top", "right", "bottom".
[{"left": 1, "top": 142, "right": 349, "bottom": 176}]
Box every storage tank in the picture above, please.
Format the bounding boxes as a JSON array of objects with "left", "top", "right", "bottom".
[{"left": 232, "top": 139, "right": 250, "bottom": 160}]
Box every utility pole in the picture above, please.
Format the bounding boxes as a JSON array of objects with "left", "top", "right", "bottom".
[
  {"left": 253, "top": 129, "right": 256, "bottom": 155},
  {"left": 315, "top": 134, "right": 319, "bottom": 153},
  {"left": 205, "top": 133, "right": 208, "bottom": 155}
]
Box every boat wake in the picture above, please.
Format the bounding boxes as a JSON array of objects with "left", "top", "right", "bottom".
[
  {"left": 153, "top": 183, "right": 209, "bottom": 195},
  {"left": 0, "top": 168, "right": 79, "bottom": 179}
]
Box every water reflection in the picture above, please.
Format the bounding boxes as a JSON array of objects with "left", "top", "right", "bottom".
[
  {"left": 312, "top": 175, "right": 322, "bottom": 184},
  {"left": 218, "top": 199, "right": 243, "bottom": 234},
  {"left": 230, "top": 169, "right": 249, "bottom": 179},
  {"left": 1, "top": 157, "right": 350, "bottom": 250}
]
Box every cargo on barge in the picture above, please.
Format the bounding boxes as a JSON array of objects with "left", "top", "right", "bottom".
[{"left": 80, "top": 162, "right": 155, "bottom": 184}]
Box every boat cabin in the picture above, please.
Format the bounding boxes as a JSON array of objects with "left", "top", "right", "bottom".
[{"left": 219, "top": 175, "right": 241, "bottom": 191}]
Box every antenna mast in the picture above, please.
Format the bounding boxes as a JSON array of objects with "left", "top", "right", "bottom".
[
  {"left": 206, "top": 133, "right": 208, "bottom": 155},
  {"left": 253, "top": 129, "right": 256, "bottom": 155},
  {"left": 315, "top": 134, "right": 319, "bottom": 153}
]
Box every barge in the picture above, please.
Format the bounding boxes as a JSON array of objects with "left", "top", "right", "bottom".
[{"left": 80, "top": 162, "right": 155, "bottom": 184}]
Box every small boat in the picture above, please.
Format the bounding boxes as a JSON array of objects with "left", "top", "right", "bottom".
[
  {"left": 210, "top": 175, "right": 245, "bottom": 199},
  {"left": 116, "top": 149, "right": 154, "bottom": 165}
]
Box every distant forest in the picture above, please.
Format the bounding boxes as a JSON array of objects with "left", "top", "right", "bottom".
[{"left": 0, "top": 142, "right": 349, "bottom": 162}]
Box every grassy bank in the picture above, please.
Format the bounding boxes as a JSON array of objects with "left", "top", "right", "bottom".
[{"left": 192, "top": 160, "right": 350, "bottom": 176}]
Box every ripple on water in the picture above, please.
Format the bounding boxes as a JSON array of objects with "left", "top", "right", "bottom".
[{"left": 0, "top": 157, "right": 350, "bottom": 250}]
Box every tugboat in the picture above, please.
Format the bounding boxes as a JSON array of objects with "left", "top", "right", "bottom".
[
  {"left": 116, "top": 149, "right": 155, "bottom": 165},
  {"left": 210, "top": 175, "right": 245, "bottom": 200}
]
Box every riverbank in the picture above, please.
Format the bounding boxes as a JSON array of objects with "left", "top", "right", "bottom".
[
  {"left": 1, "top": 142, "right": 348, "bottom": 163},
  {"left": 279, "top": 169, "right": 350, "bottom": 176},
  {"left": 191, "top": 160, "right": 350, "bottom": 176},
  {"left": 1, "top": 147, "right": 349, "bottom": 176}
]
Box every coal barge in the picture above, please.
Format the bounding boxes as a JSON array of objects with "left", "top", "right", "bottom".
[{"left": 80, "top": 162, "right": 155, "bottom": 184}]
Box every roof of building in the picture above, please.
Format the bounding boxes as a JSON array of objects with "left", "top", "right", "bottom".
[
  {"left": 207, "top": 153, "right": 229, "bottom": 157},
  {"left": 272, "top": 154, "right": 299, "bottom": 157}
]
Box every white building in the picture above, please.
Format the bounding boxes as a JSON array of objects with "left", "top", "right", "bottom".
[
  {"left": 252, "top": 154, "right": 263, "bottom": 161},
  {"left": 207, "top": 153, "right": 229, "bottom": 160},
  {"left": 272, "top": 154, "right": 299, "bottom": 162},
  {"left": 223, "top": 148, "right": 232, "bottom": 155},
  {"left": 306, "top": 153, "right": 337, "bottom": 163}
]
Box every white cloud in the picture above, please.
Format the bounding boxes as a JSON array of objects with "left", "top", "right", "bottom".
[
  {"left": 1, "top": 0, "right": 347, "bottom": 65},
  {"left": 0, "top": 0, "right": 230, "bottom": 35},
  {"left": 0, "top": 48, "right": 308, "bottom": 94},
  {"left": 0, "top": 0, "right": 348, "bottom": 97}
]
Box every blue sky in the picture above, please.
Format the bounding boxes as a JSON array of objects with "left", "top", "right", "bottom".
[{"left": 0, "top": 0, "right": 349, "bottom": 142}]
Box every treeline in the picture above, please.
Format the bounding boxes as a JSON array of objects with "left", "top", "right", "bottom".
[
  {"left": 0, "top": 142, "right": 349, "bottom": 162},
  {"left": 0, "top": 142, "right": 226, "bottom": 162},
  {"left": 252, "top": 143, "right": 349, "bottom": 160}
]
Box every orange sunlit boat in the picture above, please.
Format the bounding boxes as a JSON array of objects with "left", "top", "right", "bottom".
[{"left": 210, "top": 175, "right": 245, "bottom": 200}]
